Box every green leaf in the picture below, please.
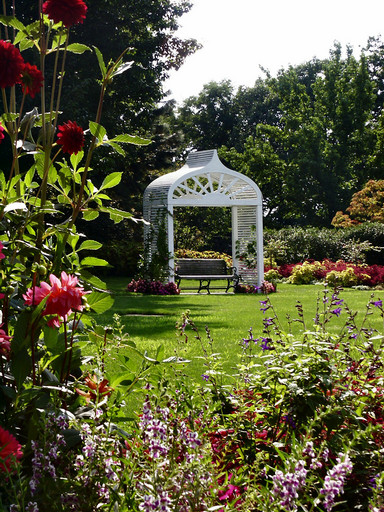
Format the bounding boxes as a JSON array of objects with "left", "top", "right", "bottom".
[
  {"left": 89, "top": 121, "right": 107, "bottom": 141},
  {"left": 79, "top": 270, "right": 107, "bottom": 290},
  {"left": 99, "top": 172, "right": 122, "bottom": 191},
  {"left": 11, "top": 349, "right": 32, "bottom": 389},
  {"left": 67, "top": 43, "right": 91, "bottom": 54},
  {"left": 82, "top": 210, "right": 99, "bottom": 221},
  {"left": 87, "top": 291, "right": 114, "bottom": 314},
  {"left": 93, "top": 46, "right": 106, "bottom": 79},
  {"left": 110, "top": 134, "right": 151, "bottom": 146},
  {"left": 70, "top": 151, "right": 84, "bottom": 170},
  {"left": 99, "top": 206, "right": 133, "bottom": 220},
  {"left": 78, "top": 240, "right": 102, "bottom": 251},
  {"left": 0, "top": 15, "right": 26, "bottom": 32},
  {"left": 57, "top": 194, "right": 71, "bottom": 205},
  {"left": 112, "top": 61, "right": 134, "bottom": 76},
  {"left": 80, "top": 256, "right": 109, "bottom": 267},
  {"left": 1, "top": 112, "right": 18, "bottom": 123},
  {"left": 19, "top": 39, "right": 34, "bottom": 52},
  {"left": 105, "top": 141, "right": 126, "bottom": 156}
]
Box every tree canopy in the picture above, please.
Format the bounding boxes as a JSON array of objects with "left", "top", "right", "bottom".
[{"left": 172, "top": 40, "right": 384, "bottom": 228}]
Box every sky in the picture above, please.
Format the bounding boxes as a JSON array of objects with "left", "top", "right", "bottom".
[{"left": 164, "top": 0, "right": 384, "bottom": 104}]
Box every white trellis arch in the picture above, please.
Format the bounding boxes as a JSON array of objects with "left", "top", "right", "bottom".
[{"left": 143, "top": 149, "right": 264, "bottom": 287}]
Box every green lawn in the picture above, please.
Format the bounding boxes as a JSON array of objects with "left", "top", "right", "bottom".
[{"left": 97, "top": 279, "right": 384, "bottom": 382}]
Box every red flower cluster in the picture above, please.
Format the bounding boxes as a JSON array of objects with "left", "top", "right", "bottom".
[
  {"left": 0, "top": 40, "right": 44, "bottom": 99},
  {"left": 23, "top": 271, "right": 88, "bottom": 327},
  {"left": 76, "top": 374, "right": 114, "bottom": 403},
  {"left": 0, "top": 40, "right": 24, "bottom": 89},
  {"left": 0, "top": 426, "right": 23, "bottom": 474},
  {"left": 43, "top": 0, "right": 88, "bottom": 28},
  {"left": 21, "top": 63, "right": 44, "bottom": 98},
  {"left": 57, "top": 120, "right": 84, "bottom": 155}
]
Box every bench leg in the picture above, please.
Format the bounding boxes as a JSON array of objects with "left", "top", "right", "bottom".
[{"left": 198, "top": 279, "right": 211, "bottom": 294}]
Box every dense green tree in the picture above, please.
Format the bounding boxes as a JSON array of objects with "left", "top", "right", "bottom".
[
  {"left": 176, "top": 41, "right": 382, "bottom": 228},
  {"left": 1, "top": 0, "right": 201, "bottom": 274}
]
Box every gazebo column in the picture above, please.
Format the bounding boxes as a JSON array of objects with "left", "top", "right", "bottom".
[
  {"left": 167, "top": 205, "right": 175, "bottom": 283},
  {"left": 256, "top": 205, "right": 264, "bottom": 288},
  {"left": 231, "top": 206, "right": 239, "bottom": 274}
]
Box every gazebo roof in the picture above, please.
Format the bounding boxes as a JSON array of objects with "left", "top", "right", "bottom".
[{"left": 143, "top": 149, "right": 262, "bottom": 208}]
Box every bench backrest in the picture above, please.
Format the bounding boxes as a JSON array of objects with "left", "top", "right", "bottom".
[{"left": 175, "top": 258, "right": 228, "bottom": 276}]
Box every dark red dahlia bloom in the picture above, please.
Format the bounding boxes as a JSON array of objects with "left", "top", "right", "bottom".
[
  {"left": 0, "top": 40, "right": 25, "bottom": 89},
  {"left": 57, "top": 120, "right": 84, "bottom": 155},
  {"left": 21, "top": 63, "right": 44, "bottom": 98},
  {"left": 43, "top": 0, "right": 87, "bottom": 27}
]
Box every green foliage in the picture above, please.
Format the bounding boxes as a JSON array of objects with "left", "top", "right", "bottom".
[
  {"left": 263, "top": 224, "right": 384, "bottom": 265},
  {"left": 174, "top": 39, "right": 384, "bottom": 227}
]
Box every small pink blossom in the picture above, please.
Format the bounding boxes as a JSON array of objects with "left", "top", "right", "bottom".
[{"left": 0, "top": 328, "right": 11, "bottom": 359}]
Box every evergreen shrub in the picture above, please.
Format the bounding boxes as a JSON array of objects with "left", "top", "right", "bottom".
[{"left": 265, "top": 223, "right": 384, "bottom": 265}]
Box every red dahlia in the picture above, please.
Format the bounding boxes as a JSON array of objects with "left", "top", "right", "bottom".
[
  {"left": 0, "top": 426, "right": 23, "bottom": 474},
  {"left": 43, "top": 0, "right": 87, "bottom": 28},
  {"left": 57, "top": 120, "right": 84, "bottom": 155},
  {"left": 0, "top": 40, "right": 25, "bottom": 89},
  {"left": 21, "top": 63, "right": 44, "bottom": 98}
]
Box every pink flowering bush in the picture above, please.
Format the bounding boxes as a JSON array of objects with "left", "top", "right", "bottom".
[{"left": 127, "top": 278, "right": 180, "bottom": 295}]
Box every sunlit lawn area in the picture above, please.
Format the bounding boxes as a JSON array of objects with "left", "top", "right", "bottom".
[{"left": 98, "top": 278, "right": 384, "bottom": 382}]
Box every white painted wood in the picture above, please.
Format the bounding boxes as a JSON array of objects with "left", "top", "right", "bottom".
[{"left": 143, "top": 150, "right": 264, "bottom": 286}]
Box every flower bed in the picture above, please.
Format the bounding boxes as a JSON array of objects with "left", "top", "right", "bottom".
[
  {"left": 126, "top": 278, "right": 180, "bottom": 295},
  {"left": 266, "top": 259, "right": 384, "bottom": 287}
]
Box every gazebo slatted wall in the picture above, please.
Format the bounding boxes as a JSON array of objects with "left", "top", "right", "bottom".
[{"left": 143, "top": 150, "right": 264, "bottom": 287}]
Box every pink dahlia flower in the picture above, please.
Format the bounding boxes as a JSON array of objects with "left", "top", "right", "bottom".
[{"left": 23, "top": 271, "right": 88, "bottom": 327}]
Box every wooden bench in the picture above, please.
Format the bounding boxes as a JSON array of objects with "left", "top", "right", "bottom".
[{"left": 175, "top": 258, "right": 239, "bottom": 294}]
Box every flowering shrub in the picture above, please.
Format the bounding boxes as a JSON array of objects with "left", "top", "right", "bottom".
[
  {"left": 127, "top": 278, "right": 180, "bottom": 295},
  {"left": 269, "top": 259, "right": 384, "bottom": 287},
  {"left": 236, "top": 280, "right": 276, "bottom": 294},
  {"left": 288, "top": 260, "right": 326, "bottom": 284}
]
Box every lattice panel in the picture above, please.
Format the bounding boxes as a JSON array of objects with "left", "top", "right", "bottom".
[
  {"left": 237, "top": 206, "right": 259, "bottom": 285},
  {"left": 172, "top": 172, "right": 258, "bottom": 203}
]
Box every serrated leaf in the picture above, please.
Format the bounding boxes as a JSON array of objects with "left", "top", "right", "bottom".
[
  {"left": 87, "top": 291, "right": 114, "bottom": 314},
  {"left": 1, "top": 112, "right": 18, "bottom": 123},
  {"left": 67, "top": 43, "right": 90, "bottom": 54},
  {"left": 0, "top": 15, "right": 26, "bottom": 31},
  {"left": 99, "top": 172, "right": 122, "bottom": 191}
]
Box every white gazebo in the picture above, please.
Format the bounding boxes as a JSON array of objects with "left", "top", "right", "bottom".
[{"left": 143, "top": 149, "right": 264, "bottom": 287}]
